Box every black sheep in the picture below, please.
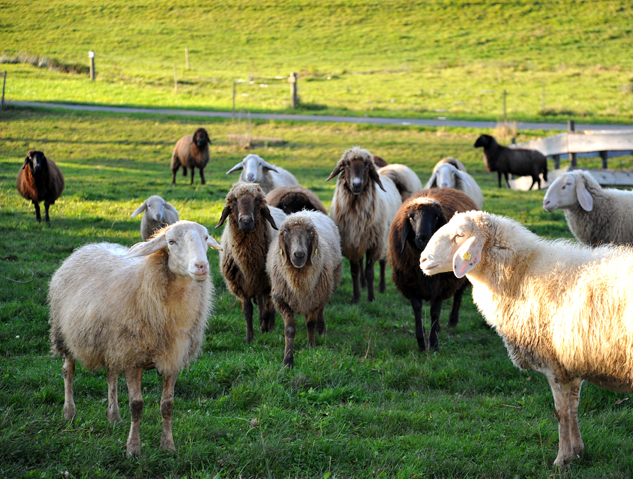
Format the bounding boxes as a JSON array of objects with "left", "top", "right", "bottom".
[
  {"left": 171, "top": 127, "right": 211, "bottom": 185},
  {"left": 16, "top": 150, "right": 65, "bottom": 223},
  {"left": 474, "top": 134, "right": 548, "bottom": 190},
  {"left": 388, "top": 188, "right": 478, "bottom": 351}
]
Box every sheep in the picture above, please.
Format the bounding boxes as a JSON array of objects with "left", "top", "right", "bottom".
[
  {"left": 420, "top": 210, "right": 633, "bottom": 467},
  {"left": 543, "top": 169, "right": 633, "bottom": 246},
  {"left": 388, "top": 188, "right": 478, "bottom": 351},
  {"left": 16, "top": 150, "right": 65, "bottom": 223},
  {"left": 216, "top": 183, "right": 287, "bottom": 342},
  {"left": 432, "top": 157, "right": 466, "bottom": 173},
  {"left": 327, "top": 146, "right": 402, "bottom": 303},
  {"left": 130, "top": 195, "right": 180, "bottom": 241},
  {"left": 373, "top": 155, "right": 388, "bottom": 168},
  {"left": 266, "top": 211, "right": 342, "bottom": 367},
  {"left": 376, "top": 163, "right": 423, "bottom": 202},
  {"left": 226, "top": 154, "right": 299, "bottom": 194},
  {"left": 424, "top": 161, "right": 484, "bottom": 209},
  {"left": 48, "top": 220, "right": 222, "bottom": 457},
  {"left": 266, "top": 185, "right": 328, "bottom": 216},
  {"left": 171, "top": 127, "right": 211, "bottom": 185},
  {"left": 474, "top": 134, "right": 548, "bottom": 190}
]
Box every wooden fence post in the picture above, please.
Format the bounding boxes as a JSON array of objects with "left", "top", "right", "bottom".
[
  {"left": 599, "top": 151, "right": 608, "bottom": 169},
  {"left": 568, "top": 120, "right": 577, "bottom": 168},
  {"left": 289, "top": 72, "right": 298, "bottom": 109},
  {"left": 174, "top": 66, "right": 178, "bottom": 93},
  {"left": 1, "top": 71, "right": 6, "bottom": 110},
  {"left": 553, "top": 154, "right": 560, "bottom": 169},
  {"left": 88, "top": 51, "right": 95, "bottom": 80},
  {"left": 185, "top": 47, "right": 190, "bottom": 69}
]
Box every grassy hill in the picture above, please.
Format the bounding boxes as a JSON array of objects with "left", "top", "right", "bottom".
[{"left": 1, "top": 0, "right": 633, "bottom": 122}]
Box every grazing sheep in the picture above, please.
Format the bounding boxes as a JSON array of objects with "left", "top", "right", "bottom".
[
  {"left": 48, "top": 221, "right": 222, "bottom": 457},
  {"left": 432, "top": 157, "right": 466, "bottom": 173},
  {"left": 474, "top": 134, "right": 548, "bottom": 190},
  {"left": 424, "top": 161, "right": 484, "bottom": 209},
  {"left": 227, "top": 154, "right": 298, "bottom": 194},
  {"left": 376, "top": 163, "right": 423, "bottom": 202},
  {"left": 420, "top": 210, "right": 633, "bottom": 467},
  {"left": 266, "top": 185, "right": 328, "bottom": 216},
  {"left": 171, "top": 127, "right": 211, "bottom": 185},
  {"left": 16, "top": 150, "right": 65, "bottom": 223},
  {"left": 389, "top": 189, "right": 478, "bottom": 351},
  {"left": 216, "top": 183, "right": 287, "bottom": 342},
  {"left": 543, "top": 169, "right": 633, "bottom": 246},
  {"left": 267, "top": 211, "right": 342, "bottom": 367},
  {"left": 327, "top": 147, "right": 402, "bottom": 303},
  {"left": 131, "top": 195, "right": 180, "bottom": 241}
]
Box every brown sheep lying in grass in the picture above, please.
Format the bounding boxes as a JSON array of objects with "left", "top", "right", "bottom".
[
  {"left": 266, "top": 185, "right": 328, "bottom": 215},
  {"left": 16, "top": 150, "right": 65, "bottom": 223},
  {"left": 171, "top": 127, "right": 211, "bottom": 185}
]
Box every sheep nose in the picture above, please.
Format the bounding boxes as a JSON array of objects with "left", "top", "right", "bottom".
[
  {"left": 543, "top": 199, "right": 550, "bottom": 207},
  {"left": 352, "top": 178, "right": 361, "bottom": 186},
  {"left": 440, "top": 182, "right": 449, "bottom": 188},
  {"left": 191, "top": 260, "right": 209, "bottom": 277},
  {"left": 294, "top": 250, "right": 305, "bottom": 259},
  {"left": 246, "top": 173, "right": 255, "bottom": 181},
  {"left": 238, "top": 215, "right": 254, "bottom": 232}
]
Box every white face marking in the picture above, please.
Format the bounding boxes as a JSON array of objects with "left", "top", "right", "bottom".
[
  {"left": 352, "top": 177, "right": 362, "bottom": 186},
  {"left": 436, "top": 165, "right": 456, "bottom": 188}
]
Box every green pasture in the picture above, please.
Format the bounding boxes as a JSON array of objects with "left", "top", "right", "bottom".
[
  {"left": 2, "top": 107, "right": 633, "bottom": 478},
  {"left": 1, "top": 0, "right": 633, "bottom": 123}
]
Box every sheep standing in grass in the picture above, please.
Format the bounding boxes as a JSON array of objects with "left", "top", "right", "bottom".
[
  {"left": 171, "top": 127, "right": 211, "bottom": 185},
  {"left": 424, "top": 160, "right": 484, "bottom": 209},
  {"left": 267, "top": 211, "right": 342, "bottom": 367},
  {"left": 16, "top": 150, "right": 65, "bottom": 223},
  {"left": 420, "top": 210, "right": 633, "bottom": 467},
  {"left": 474, "top": 134, "right": 548, "bottom": 190},
  {"left": 376, "top": 163, "right": 423, "bottom": 202},
  {"left": 389, "top": 189, "right": 478, "bottom": 351},
  {"left": 227, "top": 154, "right": 298, "bottom": 194},
  {"left": 216, "top": 183, "right": 287, "bottom": 342},
  {"left": 131, "top": 195, "right": 180, "bottom": 241},
  {"left": 543, "top": 169, "right": 633, "bottom": 246},
  {"left": 48, "top": 221, "right": 222, "bottom": 457},
  {"left": 327, "top": 147, "right": 402, "bottom": 303},
  {"left": 266, "top": 185, "right": 328, "bottom": 215}
]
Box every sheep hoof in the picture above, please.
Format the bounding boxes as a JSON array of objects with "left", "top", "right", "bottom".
[
  {"left": 367, "top": 294, "right": 376, "bottom": 303},
  {"left": 350, "top": 296, "right": 360, "bottom": 305},
  {"left": 63, "top": 403, "right": 76, "bottom": 421},
  {"left": 107, "top": 410, "right": 121, "bottom": 423},
  {"left": 160, "top": 437, "right": 176, "bottom": 453},
  {"left": 573, "top": 445, "right": 585, "bottom": 458},
  {"left": 282, "top": 357, "right": 294, "bottom": 368},
  {"left": 126, "top": 443, "right": 141, "bottom": 458},
  {"left": 552, "top": 455, "right": 572, "bottom": 468}
]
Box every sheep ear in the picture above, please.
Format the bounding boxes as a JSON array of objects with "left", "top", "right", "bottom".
[
  {"left": 261, "top": 205, "right": 278, "bottom": 230},
  {"left": 131, "top": 201, "right": 147, "bottom": 217},
  {"left": 454, "top": 170, "right": 471, "bottom": 187},
  {"left": 126, "top": 234, "right": 168, "bottom": 257},
  {"left": 452, "top": 236, "right": 483, "bottom": 278},
  {"left": 226, "top": 162, "right": 244, "bottom": 175},
  {"left": 207, "top": 236, "right": 222, "bottom": 250},
  {"left": 308, "top": 230, "right": 319, "bottom": 264},
  {"left": 400, "top": 220, "right": 412, "bottom": 253},
  {"left": 576, "top": 177, "right": 593, "bottom": 211},
  {"left": 326, "top": 163, "right": 344, "bottom": 182},
  {"left": 164, "top": 202, "right": 179, "bottom": 215},
  {"left": 369, "top": 167, "right": 386, "bottom": 192},
  {"left": 215, "top": 205, "right": 231, "bottom": 228},
  {"left": 424, "top": 172, "right": 438, "bottom": 189},
  {"left": 260, "top": 160, "right": 279, "bottom": 173}
]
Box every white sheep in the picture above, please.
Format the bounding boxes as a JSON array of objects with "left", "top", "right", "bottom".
[
  {"left": 327, "top": 147, "right": 402, "bottom": 303},
  {"left": 376, "top": 163, "right": 423, "bottom": 202},
  {"left": 420, "top": 210, "right": 633, "bottom": 467},
  {"left": 130, "top": 195, "right": 180, "bottom": 241},
  {"left": 226, "top": 154, "right": 298, "bottom": 194},
  {"left": 48, "top": 221, "right": 222, "bottom": 457},
  {"left": 543, "top": 169, "right": 633, "bottom": 246},
  {"left": 266, "top": 211, "right": 343, "bottom": 367},
  {"left": 424, "top": 161, "right": 484, "bottom": 209}
]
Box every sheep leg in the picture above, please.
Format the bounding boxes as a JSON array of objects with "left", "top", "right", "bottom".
[
  {"left": 199, "top": 168, "right": 206, "bottom": 185},
  {"left": 429, "top": 298, "right": 442, "bottom": 351},
  {"left": 124, "top": 367, "right": 144, "bottom": 458},
  {"left": 365, "top": 258, "right": 376, "bottom": 303},
  {"left": 33, "top": 201, "right": 42, "bottom": 223},
  {"left": 182, "top": 166, "right": 187, "bottom": 177},
  {"left": 359, "top": 257, "right": 366, "bottom": 289},
  {"left": 190, "top": 168, "right": 195, "bottom": 185},
  {"left": 569, "top": 378, "right": 585, "bottom": 458},
  {"left": 159, "top": 374, "right": 177, "bottom": 453},
  {"left": 378, "top": 258, "right": 387, "bottom": 294},
  {"left": 258, "top": 294, "right": 276, "bottom": 333},
  {"left": 546, "top": 375, "right": 574, "bottom": 467},
  {"left": 278, "top": 300, "right": 296, "bottom": 368},
  {"left": 106, "top": 369, "right": 121, "bottom": 423},
  {"left": 171, "top": 160, "right": 180, "bottom": 184},
  {"left": 316, "top": 307, "right": 326, "bottom": 335},
  {"left": 411, "top": 298, "right": 428, "bottom": 351},
  {"left": 62, "top": 355, "right": 76, "bottom": 420},
  {"left": 504, "top": 172, "right": 510, "bottom": 189},
  {"left": 497, "top": 171, "right": 502, "bottom": 188},
  {"left": 350, "top": 260, "right": 361, "bottom": 304},
  {"left": 242, "top": 299, "right": 255, "bottom": 343},
  {"left": 44, "top": 200, "right": 52, "bottom": 223},
  {"left": 448, "top": 284, "right": 467, "bottom": 328},
  {"left": 306, "top": 310, "right": 318, "bottom": 346}
]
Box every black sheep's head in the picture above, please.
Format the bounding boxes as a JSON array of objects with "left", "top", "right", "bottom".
[
  {"left": 193, "top": 128, "right": 211, "bottom": 149},
  {"left": 215, "top": 183, "right": 277, "bottom": 234},
  {"left": 474, "top": 134, "right": 493, "bottom": 148},
  {"left": 400, "top": 199, "right": 447, "bottom": 252},
  {"left": 278, "top": 216, "right": 318, "bottom": 269},
  {"left": 23, "top": 150, "right": 48, "bottom": 175},
  {"left": 326, "top": 147, "right": 385, "bottom": 196}
]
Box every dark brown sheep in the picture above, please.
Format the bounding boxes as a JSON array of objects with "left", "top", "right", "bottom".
[
  {"left": 388, "top": 188, "right": 478, "bottom": 351},
  {"left": 474, "top": 134, "right": 548, "bottom": 190},
  {"left": 171, "top": 128, "right": 211, "bottom": 185},
  {"left": 266, "top": 185, "right": 328, "bottom": 216},
  {"left": 16, "top": 150, "right": 65, "bottom": 223}
]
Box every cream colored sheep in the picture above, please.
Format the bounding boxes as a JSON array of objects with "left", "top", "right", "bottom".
[
  {"left": 424, "top": 161, "right": 484, "bottom": 209},
  {"left": 266, "top": 211, "right": 342, "bottom": 367},
  {"left": 131, "top": 195, "right": 180, "bottom": 241},
  {"left": 420, "top": 210, "right": 633, "bottom": 467},
  {"left": 48, "top": 221, "right": 221, "bottom": 457},
  {"left": 227, "top": 154, "right": 298, "bottom": 194},
  {"left": 376, "top": 163, "right": 423, "bottom": 202}
]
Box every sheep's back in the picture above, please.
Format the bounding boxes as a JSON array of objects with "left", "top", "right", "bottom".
[
  {"left": 173, "top": 135, "right": 209, "bottom": 169},
  {"left": 505, "top": 148, "right": 547, "bottom": 176}
]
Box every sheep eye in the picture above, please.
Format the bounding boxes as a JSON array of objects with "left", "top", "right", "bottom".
[{"left": 168, "top": 239, "right": 176, "bottom": 245}]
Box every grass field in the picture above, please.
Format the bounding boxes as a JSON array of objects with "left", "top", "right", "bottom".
[
  {"left": 2, "top": 107, "right": 633, "bottom": 478},
  {"left": 2, "top": 1, "right": 633, "bottom": 123}
]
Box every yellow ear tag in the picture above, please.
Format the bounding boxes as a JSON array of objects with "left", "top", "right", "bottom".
[
  {"left": 280, "top": 249, "right": 283, "bottom": 256},
  {"left": 462, "top": 252, "right": 472, "bottom": 261},
  {"left": 314, "top": 248, "right": 318, "bottom": 255}
]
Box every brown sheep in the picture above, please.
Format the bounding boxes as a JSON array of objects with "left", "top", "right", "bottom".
[
  {"left": 16, "top": 150, "right": 65, "bottom": 223},
  {"left": 171, "top": 128, "right": 211, "bottom": 185},
  {"left": 266, "top": 185, "right": 328, "bottom": 216},
  {"left": 389, "top": 189, "right": 478, "bottom": 351}
]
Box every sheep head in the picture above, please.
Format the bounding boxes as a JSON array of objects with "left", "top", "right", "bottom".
[
  {"left": 326, "top": 147, "right": 385, "bottom": 195},
  {"left": 226, "top": 154, "right": 279, "bottom": 183},
  {"left": 193, "top": 128, "right": 211, "bottom": 149},
  {"left": 126, "top": 220, "right": 221, "bottom": 281},
  {"left": 474, "top": 134, "right": 494, "bottom": 148},
  {"left": 131, "top": 195, "right": 179, "bottom": 223},
  {"left": 400, "top": 198, "right": 448, "bottom": 253},
  {"left": 543, "top": 171, "right": 594, "bottom": 212},
  {"left": 23, "top": 150, "right": 49, "bottom": 176},
  {"left": 277, "top": 216, "right": 318, "bottom": 269},
  {"left": 216, "top": 183, "right": 278, "bottom": 233}
]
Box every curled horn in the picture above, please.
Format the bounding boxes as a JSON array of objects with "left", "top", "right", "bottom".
[{"left": 226, "top": 161, "right": 245, "bottom": 175}]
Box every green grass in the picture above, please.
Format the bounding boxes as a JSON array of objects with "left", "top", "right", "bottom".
[
  {"left": 2, "top": 107, "right": 633, "bottom": 478},
  {"left": 2, "top": 0, "right": 633, "bottom": 123}
]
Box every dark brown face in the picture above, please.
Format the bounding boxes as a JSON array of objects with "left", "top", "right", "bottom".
[
  {"left": 401, "top": 204, "right": 447, "bottom": 252},
  {"left": 194, "top": 128, "right": 210, "bottom": 148},
  {"left": 280, "top": 223, "right": 317, "bottom": 269},
  {"left": 24, "top": 150, "right": 46, "bottom": 174},
  {"left": 347, "top": 158, "right": 370, "bottom": 195},
  {"left": 215, "top": 192, "right": 278, "bottom": 233}
]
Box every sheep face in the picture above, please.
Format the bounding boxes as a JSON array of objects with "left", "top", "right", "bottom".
[
  {"left": 23, "top": 150, "right": 48, "bottom": 175},
  {"left": 435, "top": 164, "right": 458, "bottom": 189},
  {"left": 131, "top": 195, "right": 177, "bottom": 223},
  {"left": 216, "top": 184, "right": 278, "bottom": 233},
  {"left": 543, "top": 172, "right": 594, "bottom": 212},
  {"left": 193, "top": 128, "right": 211, "bottom": 149},
  {"left": 326, "top": 148, "right": 384, "bottom": 195},
  {"left": 278, "top": 219, "right": 318, "bottom": 269},
  {"left": 226, "top": 154, "right": 279, "bottom": 183},
  {"left": 474, "top": 134, "right": 493, "bottom": 148},
  {"left": 401, "top": 200, "right": 448, "bottom": 252}
]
